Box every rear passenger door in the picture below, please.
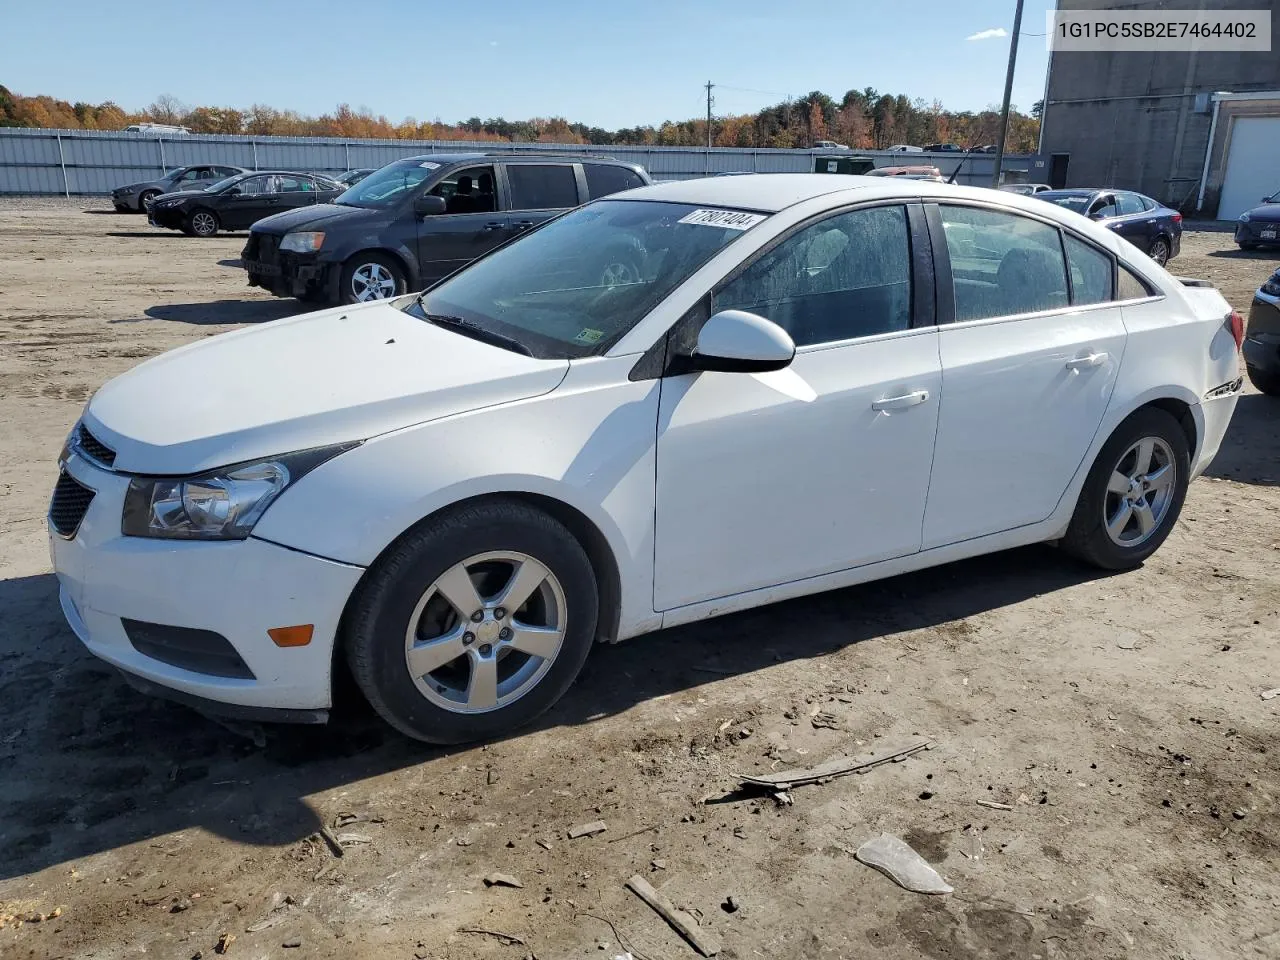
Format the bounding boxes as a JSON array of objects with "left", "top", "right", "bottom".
[
  {"left": 275, "top": 174, "right": 320, "bottom": 212},
  {"left": 1109, "top": 191, "right": 1155, "bottom": 251},
  {"left": 501, "top": 162, "right": 581, "bottom": 235},
  {"left": 922, "top": 203, "right": 1128, "bottom": 548}
]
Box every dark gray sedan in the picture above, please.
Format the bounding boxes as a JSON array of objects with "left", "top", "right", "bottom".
[
  {"left": 1235, "top": 189, "right": 1280, "bottom": 250},
  {"left": 111, "top": 164, "right": 248, "bottom": 212}
]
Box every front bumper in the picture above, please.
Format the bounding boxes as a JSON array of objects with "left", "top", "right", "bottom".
[
  {"left": 112, "top": 190, "right": 141, "bottom": 212},
  {"left": 241, "top": 233, "right": 336, "bottom": 300},
  {"left": 50, "top": 452, "right": 365, "bottom": 714},
  {"left": 1235, "top": 221, "right": 1280, "bottom": 245},
  {"left": 148, "top": 206, "right": 187, "bottom": 229},
  {"left": 1245, "top": 292, "right": 1280, "bottom": 374}
]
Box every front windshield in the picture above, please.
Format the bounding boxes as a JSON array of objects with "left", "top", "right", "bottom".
[
  {"left": 336, "top": 159, "right": 436, "bottom": 208},
  {"left": 414, "top": 200, "right": 765, "bottom": 359},
  {"left": 204, "top": 173, "right": 246, "bottom": 193},
  {"left": 1041, "top": 193, "right": 1091, "bottom": 213}
]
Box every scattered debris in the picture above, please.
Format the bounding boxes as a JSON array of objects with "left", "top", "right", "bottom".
[
  {"left": 1234, "top": 808, "right": 1248, "bottom": 820},
  {"left": 214, "top": 932, "right": 236, "bottom": 954},
  {"left": 568, "top": 820, "right": 608, "bottom": 839},
  {"left": 335, "top": 832, "right": 372, "bottom": 846},
  {"left": 772, "top": 790, "right": 794, "bottom": 807},
  {"left": 170, "top": 897, "right": 192, "bottom": 913},
  {"left": 282, "top": 939, "right": 302, "bottom": 949},
  {"left": 959, "top": 826, "right": 984, "bottom": 861},
  {"left": 607, "top": 825, "right": 659, "bottom": 844},
  {"left": 650, "top": 859, "right": 667, "bottom": 871},
  {"left": 1261, "top": 688, "right": 1280, "bottom": 701},
  {"left": 626, "top": 875, "right": 721, "bottom": 956},
  {"left": 459, "top": 927, "right": 526, "bottom": 946},
  {"left": 318, "top": 827, "right": 344, "bottom": 857},
  {"left": 854, "top": 833, "right": 953, "bottom": 895},
  {"left": 246, "top": 894, "right": 295, "bottom": 933},
  {"left": 721, "top": 895, "right": 740, "bottom": 914},
  {"left": 536, "top": 838, "right": 553, "bottom": 851},
  {"left": 810, "top": 712, "right": 841, "bottom": 730},
  {"left": 976, "top": 799, "right": 1013, "bottom": 811},
  {"left": 456, "top": 837, "right": 473, "bottom": 846},
  {"left": 738, "top": 738, "right": 933, "bottom": 790},
  {"left": 484, "top": 873, "right": 524, "bottom": 889}
]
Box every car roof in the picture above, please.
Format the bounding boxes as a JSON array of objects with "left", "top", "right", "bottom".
[{"left": 396, "top": 152, "right": 642, "bottom": 167}]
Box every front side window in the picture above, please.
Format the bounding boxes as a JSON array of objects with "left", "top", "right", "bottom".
[
  {"left": 940, "top": 205, "right": 1067, "bottom": 321},
  {"left": 235, "top": 176, "right": 275, "bottom": 196},
  {"left": 715, "top": 205, "right": 913, "bottom": 346},
  {"left": 1063, "top": 234, "right": 1113, "bottom": 305},
  {"left": 506, "top": 164, "right": 579, "bottom": 210},
  {"left": 429, "top": 165, "right": 497, "bottom": 213},
  {"left": 584, "top": 164, "right": 646, "bottom": 200},
  {"left": 1088, "top": 195, "right": 1119, "bottom": 219},
  {"left": 415, "top": 200, "right": 760, "bottom": 358}
]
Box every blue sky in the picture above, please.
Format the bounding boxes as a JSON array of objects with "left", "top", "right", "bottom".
[{"left": 1, "top": 0, "right": 1055, "bottom": 127}]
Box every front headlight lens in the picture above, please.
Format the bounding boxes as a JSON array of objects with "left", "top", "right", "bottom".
[
  {"left": 280, "top": 231, "right": 325, "bottom": 253},
  {"left": 1240, "top": 212, "right": 1251, "bottom": 223},
  {"left": 122, "top": 443, "right": 356, "bottom": 540}
]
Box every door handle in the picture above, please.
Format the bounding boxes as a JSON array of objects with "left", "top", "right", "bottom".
[
  {"left": 512, "top": 220, "right": 536, "bottom": 230},
  {"left": 1065, "top": 352, "right": 1108, "bottom": 371},
  {"left": 483, "top": 221, "right": 506, "bottom": 231},
  {"left": 871, "top": 390, "right": 929, "bottom": 411}
]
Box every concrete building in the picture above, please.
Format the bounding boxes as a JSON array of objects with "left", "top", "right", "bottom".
[{"left": 1039, "top": 0, "right": 1280, "bottom": 218}]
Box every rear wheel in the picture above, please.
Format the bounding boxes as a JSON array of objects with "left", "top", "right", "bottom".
[
  {"left": 1148, "top": 237, "right": 1171, "bottom": 266},
  {"left": 344, "top": 499, "right": 599, "bottom": 744},
  {"left": 187, "top": 209, "right": 219, "bottom": 237},
  {"left": 1246, "top": 363, "right": 1280, "bottom": 396},
  {"left": 1061, "top": 407, "right": 1190, "bottom": 570},
  {"left": 340, "top": 253, "right": 405, "bottom": 304}
]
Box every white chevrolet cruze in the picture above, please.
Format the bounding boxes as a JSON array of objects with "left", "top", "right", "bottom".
[{"left": 51, "top": 175, "right": 1243, "bottom": 743}]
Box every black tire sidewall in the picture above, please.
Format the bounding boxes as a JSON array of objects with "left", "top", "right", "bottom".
[
  {"left": 1066, "top": 407, "right": 1191, "bottom": 569},
  {"left": 346, "top": 503, "right": 598, "bottom": 744},
  {"left": 339, "top": 253, "right": 405, "bottom": 305}
]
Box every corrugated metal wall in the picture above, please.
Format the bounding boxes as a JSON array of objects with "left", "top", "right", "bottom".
[{"left": 0, "top": 128, "right": 1047, "bottom": 194}]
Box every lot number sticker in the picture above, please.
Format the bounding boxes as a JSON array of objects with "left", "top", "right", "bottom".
[{"left": 677, "top": 209, "right": 766, "bottom": 231}]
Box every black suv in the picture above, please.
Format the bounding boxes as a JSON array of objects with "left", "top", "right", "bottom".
[{"left": 240, "top": 153, "right": 651, "bottom": 304}]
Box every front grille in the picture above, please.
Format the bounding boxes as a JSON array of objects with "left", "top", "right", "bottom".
[
  {"left": 256, "top": 233, "right": 280, "bottom": 265},
  {"left": 76, "top": 423, "right": 116, "bottom": 468},
  {"left": 121, "top": 619, "right": 256, "bottom": 679},
  {"left": 49, "top": 471, "right": 95, "bottom": 538}
]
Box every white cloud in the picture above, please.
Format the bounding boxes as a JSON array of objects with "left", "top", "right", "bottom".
[{"left": 967, "top": 27, "right": 1007, "bottom": 41}]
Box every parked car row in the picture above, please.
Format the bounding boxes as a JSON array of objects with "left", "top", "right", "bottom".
[
  {"left": 112, "top": 165, "right": 374, "bottom": 213},
  {"left": 147, "top": 171, "right": 347, "bottom": 236}
]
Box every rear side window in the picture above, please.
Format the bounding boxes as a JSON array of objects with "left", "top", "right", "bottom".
[
  {"left": 506, "top": 164, "right": 579, "bottom": 210},
  {"left": 1063, "top": 234, "right": 1113, "bottom": 305},
  {"left": 276, "top": 175, "right": 307, "bottom": 192},
  {"left": 584, "top": 164, "right": 646, "bottom": 199},
  {"left": 1118, "top": 264, "right": 1154, "bottom": 300},
  {"left": 1116, "top": 193, "right": 1144, "bottom": 216},
  {"left": 939, "top": 205, "right": 1067, "bottom": 321}
]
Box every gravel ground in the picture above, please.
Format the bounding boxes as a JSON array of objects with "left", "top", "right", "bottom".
[{"left": 0, "top": 206, "right": 1278, "bottom": 960}]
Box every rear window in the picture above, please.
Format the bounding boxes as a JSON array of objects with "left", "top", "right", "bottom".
[
  {"left": 506, "top": 164, "right": 579, "bottom": 210},
  {"left": 584, "top": 164, "right": 646, "bottom": 200}
]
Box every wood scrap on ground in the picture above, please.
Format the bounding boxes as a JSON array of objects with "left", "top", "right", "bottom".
[
  {"left": 737, "top": 737, "right": 933, "bottom": 790},
  {"left": 625, "top": 875, "right": 721, "bottom": 957}
]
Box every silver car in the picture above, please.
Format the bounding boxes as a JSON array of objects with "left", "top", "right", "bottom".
[{"left": 111, "top": 164, "right": 248, "bottom": 212}]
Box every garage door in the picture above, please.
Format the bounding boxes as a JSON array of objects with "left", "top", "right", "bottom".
[{"left": 1217, "top": 116, "right": 1280, "bottom": 220}]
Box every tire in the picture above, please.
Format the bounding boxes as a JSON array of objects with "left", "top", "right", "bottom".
[
  {"left": 138, "top": 190, "right": 160, "bottom": 212},
  {"left": 344, "top": 499, "right": 599, "bottom": 744},
  {"left": 596, "top": 240, "right": 645, "bottom": 291},
  {"left": 1246, "top": 363, "right": 1280, "bottom": 396},
  {"left": 339, "top": 253, "right": 405, "bottom": 304},
  {"left": 1148, "top": 237, "right": 1171, "bottom": 266},
  {"left": 1061, "top": 407, "right": 1190, "bottom": 570},
  {"left": 187, "top": 209, "right": 219, "bottom": 237}
]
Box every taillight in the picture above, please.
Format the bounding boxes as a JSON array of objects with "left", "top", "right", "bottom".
[
  {"left": 1172, "top": 212, "right": 1183, "bottom": 223},
  {"left": 1227, "top": 310, "right": 1244, "bottom": 350}
]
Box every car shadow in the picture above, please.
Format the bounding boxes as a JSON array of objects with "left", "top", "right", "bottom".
[
  {"left": 84, "top": 209, "right": 136, "bottom": 215},
  {"left": 103, "top": 231, "right": 251, "bottom": 239},
  {"left": 121, "top": 300, "right": 314, "bottom": 326},
  {"left": 1206, "top": 247, "right": 1280, "bottom": 261},
  {"left": 217, "top": 258, "right": 243, "bottom": 268},
  {"left": 0, "top": 543, "right": 1118, "bottom": 881},
  {"left": 1202, "top": 392, "right": 1280, "bottom": 485}
]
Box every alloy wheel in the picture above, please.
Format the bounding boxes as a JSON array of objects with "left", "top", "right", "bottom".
[
  {"left": 403, "top": 551, "right": 567, "bottom": 714},
  {"left": 600, "top": 260, "right": 639, "bottom": 289},
  {"left": 1149, "top": 239, "right": 1170, "bottom": 266},
  {"left": 1103, "top": 436, "right": 1176, "bottom": 547},
  {"left": 190, "top": 212, "right": 217, "bottom": 237},
  {"left": 350, "top": 262, "right": 397, "bottom": 301}
]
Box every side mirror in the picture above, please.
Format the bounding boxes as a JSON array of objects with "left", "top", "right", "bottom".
[
  {"left": 691, "top": 310, "right": 795, "bottom": 373},
  {"left": 1264, "top": 196, "right": 1275, "bottom": 204},
  {"left": 415, "top": 195, "right": 447, "bottom": 216}
]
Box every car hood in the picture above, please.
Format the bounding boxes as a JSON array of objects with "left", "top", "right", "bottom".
[
  {"left": 1244, "top": 204, "right": 1280, "bottom": 223},
  {"left": 117, "top": 180, "right": 166, "bottom": 193},
  {"left": 152, "top": 188, "right": 211, "bottom": 203},
  {"left": 250, "top": 202, "right": 376, "bottom": 235},
  {"left": 83, "top": 300, "right": 570, "bottom": 475}
]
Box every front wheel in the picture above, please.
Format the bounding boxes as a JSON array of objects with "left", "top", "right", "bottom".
[
  {"left": 1061, "top": 407, "right": 1190, "bottom": 570},
  {"left": 1148, "top": 238, "right": 1171, "bottom": 266},
  {"left": 186, "top": 209, "right": 219, "bottom": 237},
  {"left": 1238, "top": 241, "right": 1258, "bottom": 252},
  {"left": 344, "top": 499, "right": 599, "bottom": 744},
  {"left": 340, "top": 253, "right": 405, "bottom": 304}
]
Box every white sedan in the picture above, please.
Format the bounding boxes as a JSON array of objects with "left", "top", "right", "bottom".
[{"left": 50, "top": 175, "right": 1243, "bottom": 743}]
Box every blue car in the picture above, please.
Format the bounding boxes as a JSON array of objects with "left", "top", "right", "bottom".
[{"left": 1037, "top": 189, "right": 1182, "bottom": 266}]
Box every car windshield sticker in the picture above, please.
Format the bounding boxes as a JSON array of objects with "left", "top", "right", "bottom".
[
  {"left": 573, "top": 328, "right": 605, "bottom": 345},
  {"left": 677, "top": 209, "right": 767, "bottom": 231},
  {"left": 418, "top": 161, "right": 441, "bottom": 169}
]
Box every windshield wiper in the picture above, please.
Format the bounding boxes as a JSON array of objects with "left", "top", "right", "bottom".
[{"left": 421, "top": 311, "right": 533, "bottom": 356}]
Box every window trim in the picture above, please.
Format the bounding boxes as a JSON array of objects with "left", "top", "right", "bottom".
[{"left": 708, "top": 198, "right": 932, "bottom": 345}]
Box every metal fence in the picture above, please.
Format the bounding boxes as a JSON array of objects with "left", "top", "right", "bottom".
[{"left": 0, "top": 127, "right": 1048, "bottom": 194}]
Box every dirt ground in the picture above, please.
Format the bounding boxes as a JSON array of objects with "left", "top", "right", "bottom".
[{"left": 1, "top": 201, "right": 1278, "bottom": 960}]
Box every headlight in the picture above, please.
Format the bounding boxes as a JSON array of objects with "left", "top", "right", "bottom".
[
  {"left": 280, "top": 232, "right": 325, "bottom": 253},
  {"left": 1240, "top": 212, "right": 1251, "bottom": 223},
  {"left": 122, "top": 443, "right": 356, "bottom": 540},
  {"left": 156, "top": 198, "right": 183, "bottom": 208}
]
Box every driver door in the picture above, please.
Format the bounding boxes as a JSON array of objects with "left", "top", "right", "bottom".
[
  {"left": 415, "top": 164, "right": 508, "bottom": 286},
  {"left": 653, "top": 203, "right": 942, "bottom": 610},
  {"left": 221, "top": 175, "right": 279, "bottom": 229}
]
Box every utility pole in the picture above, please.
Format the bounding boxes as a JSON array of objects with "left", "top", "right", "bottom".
[
  {"left": 991, "top": 0, "right": 1026, "bottom": 187},
  {"left": 705, "top": 81, "right": 715, "bottom": 174}
]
